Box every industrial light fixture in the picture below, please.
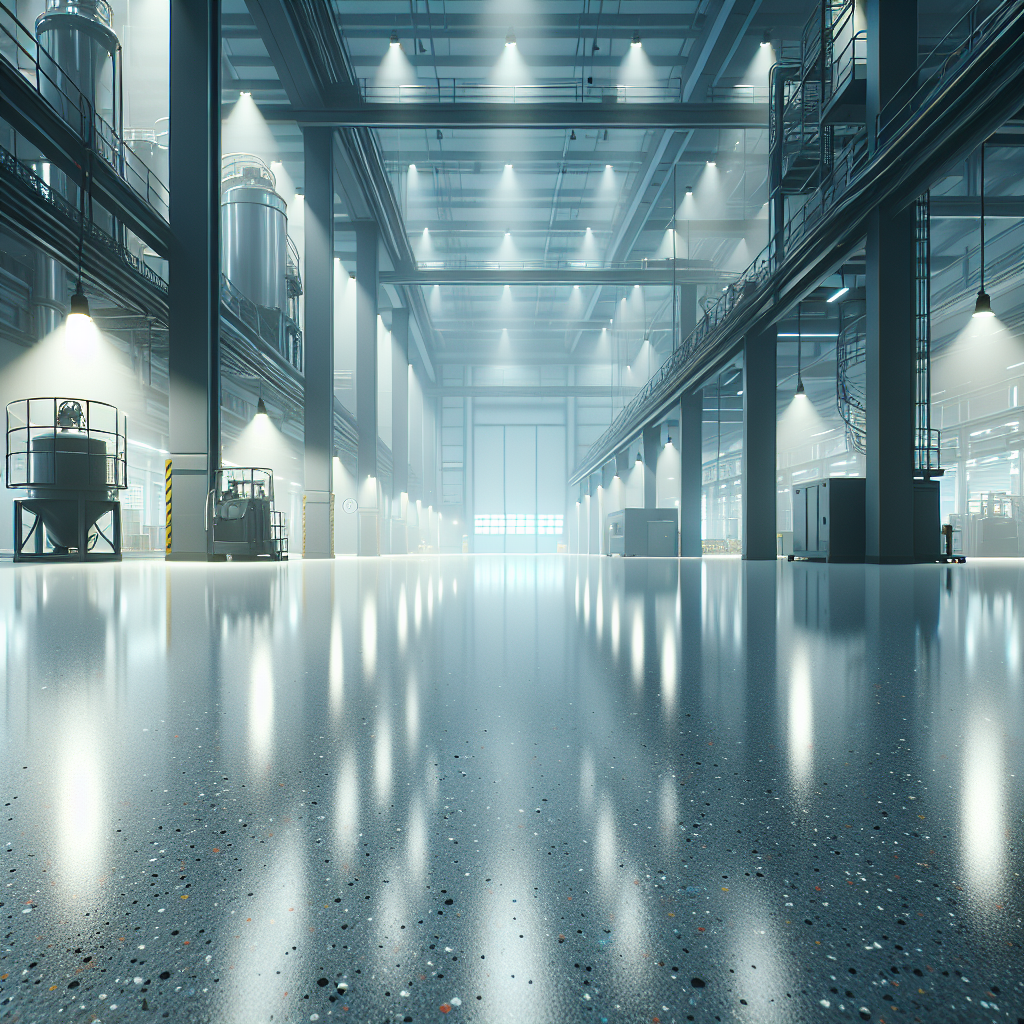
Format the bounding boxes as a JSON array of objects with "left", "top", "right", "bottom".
[
  {"left": 707, "top": 160, "right": 716, "bottom": 167},
  {"left": 409, "top": 163, "right": 416, "bottom": 170},
  {"left": 974, "top": 141, "right": 995, "bottom": 318},
  {"left": 505, "top": 162, "right": 513, "bottom": 169},
  {"left": 605, "top": 163, "right": 613, "bottom": 170},
  {"left": 256, "top": 396, "right": 268, "bottom": 417},
  {"left": 389, "top": 29, "right": 399, "bottom": 47},
  {"left": 827, "top": 286, "right": 849, "bottom": 303},
  {"left": 685, "top": 184, "right": 693, "bottom": 195},
  {"left": 505, "top": 27, "right": 516, "bottom": 47},
  {"left": 570, "top": 129, "right": 576, "bottom": 141},
  {"left": 418, "top": 39, "right": 427, "bottom": 53},
  {"left": 68, "top": 282, "right": 91, "bottom": 323},
  {"left": 760, "top": 30, "right": 772, "bottom": 47},
  {"left": 436, "top": 129, "right": 443, "bottom": 140},
  {"left": 631, "top": 30, "right": 642, "bottom": 47},
  {"left": 239, "top": 90, "right": 250, "bottom": 98},
  {"left": 636, "top": 451, "right": 643, "bottom": 463},
  {"left": 795, "top": 303, "right": 805, "bottom": 395}
]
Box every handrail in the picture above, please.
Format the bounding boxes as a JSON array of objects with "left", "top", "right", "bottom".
[
  {"left": 569, "top": 0, "right": 1022, "bottom": 486},
  {"left": 876, "top": 0, "right": 1023, "bottom": 147},
  {"left": 0, "top": 0, "right": 168, "bottom": 219},
  {"left": 0, "top": 141, "right": 168, "bottom": 294}
]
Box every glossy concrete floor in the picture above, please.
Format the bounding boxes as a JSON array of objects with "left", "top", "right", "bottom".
[{"left": 1, "top": 555, "right": 1022, "bottom": 1024}]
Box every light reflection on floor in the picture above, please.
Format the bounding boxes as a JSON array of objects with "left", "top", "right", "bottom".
[{"left": 1, "top": 555, "right": 1022, "bottom": 1023}]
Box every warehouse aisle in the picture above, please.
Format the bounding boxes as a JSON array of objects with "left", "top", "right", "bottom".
[{"left": 1, "top": 555, "right": 1022, "bottom": 1023}]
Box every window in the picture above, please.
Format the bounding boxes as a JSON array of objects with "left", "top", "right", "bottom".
[{"left": 474, "top": 514, "right": 563, "bottom": 535}]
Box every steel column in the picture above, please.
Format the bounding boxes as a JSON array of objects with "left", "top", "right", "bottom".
[
  {"left": 167, "top": 0, "right": 219, "bottom": 560},
  {"left": 355, "top": 221, "right": 379, "bottom": 555},
  {"left": 679, "top": 390, "right": 703, "bottom": 557},
  {"left": 742, "top": 325, "right": 777, "bottom": 560},
  {"left": 391, "top": 307, "right": 410, "bottom": 553},
  {"left": 642, "top": 425, "right": 660, "bottom": 509},
  {"left": 302, "top": 127, "right": 335, "bottom": 558}
]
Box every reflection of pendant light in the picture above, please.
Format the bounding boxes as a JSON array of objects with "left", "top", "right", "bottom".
[
  {"left": 974, "top": 141, "right": 994, "bottom": 318},
  {"left": 795, "top": 303, "right": 805, "bottom": 394}
]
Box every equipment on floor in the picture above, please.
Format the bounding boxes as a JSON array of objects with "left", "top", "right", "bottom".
[
  {"left": 790, "top": 478, "right": 865, "bottom": 562},
  {"left": 606, "top": 508, "right": 678, "bottom": 556},
  {"left": 207, "top": 467, "right": 287, "bottom": 560},
  {"left": 938, "top": 524, "right": 966, "bottom": 563},
  {"left": 6, "top": 397, "right": 127, "bottom": 561}
]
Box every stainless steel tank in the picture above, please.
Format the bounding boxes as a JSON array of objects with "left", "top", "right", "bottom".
[
  {"left": 33, "top": 247, "right": 67, "bottom": 339},
  {"left": 35, "top": 0, "right": 119, "bottom": 126},
  {"left": 221, "top": 154, "right": 288, "bottom": 310}
]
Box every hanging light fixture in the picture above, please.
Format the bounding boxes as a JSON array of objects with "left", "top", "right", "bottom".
[
  {"left": 66, "top": 147, "right": 93, "bottom": 333},
  {"left": 795, "top": 303, "right": 806, "bottom": 394},
  {"left": 631, "top": 30, "right": 642, "bottom": 48},
  {"left": 389, "top": 29, "right": 400, "bottom": 48},
  {"left": 505, "top": 27, "right": 516, "bottom": 47},
  {"left": 256, "top": 396, "right": 268, "bottom": 417},
  {"left": 974, "top": 141, "right": 995, "bottom": 318}
]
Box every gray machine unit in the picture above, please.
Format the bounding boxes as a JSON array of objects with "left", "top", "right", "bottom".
[
  {"left": 793, "top": 477, "right": 940, "bottom": 562},
  {"left": 221, "top": 154, "right": 288, "bottom": 310},
  {"left": 207, "top": 467, "right": 287, "bottom": 560},
  {"left": 606, "top": 508, "right": 678, "bottom": 557},
  {"left": 792, "top": 478, "right": 865, "bottom": 562},
  {"left": 6, "top": 397, "right": 127, "bottom": 561}
]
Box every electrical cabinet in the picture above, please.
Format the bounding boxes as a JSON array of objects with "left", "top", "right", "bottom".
[
  {"left": 606, "top": 508, "right": 678, "bottom": 557},
  {"left": 792, "top": 478, "right": 865, "bottom": 562}
]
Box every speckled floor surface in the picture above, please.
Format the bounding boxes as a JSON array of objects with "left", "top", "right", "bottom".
[{"left": 1, "top": 555, "right": 1022, "bottom": 1024}]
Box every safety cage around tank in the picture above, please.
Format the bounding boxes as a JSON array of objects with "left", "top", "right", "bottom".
[{"left": 5, "top": 397, "right": 127, "bottom": 490}]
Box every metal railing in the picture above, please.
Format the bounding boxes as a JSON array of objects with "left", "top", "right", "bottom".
[
  {"left": 220, "top": 274, "right": 303, "bottom": 374},
  {"left": 0, "top": 141, "right": 169, "bottom": 294},
  {"left": 359, "top": 77, "right": 704, "bottom": 105},
  {"left": 0, "top": 0, "right": 169, "bottom": 219},
  {"left": 412, "top": 256, "right": 713, "bottom": 273},
  {"left": 876, "top": 0, "right": 1023, "bottom": 148}
]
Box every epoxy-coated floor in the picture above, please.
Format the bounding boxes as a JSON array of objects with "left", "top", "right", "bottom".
[{"left": 1, "top": 556, "right": 1022, "bottom": 1024}]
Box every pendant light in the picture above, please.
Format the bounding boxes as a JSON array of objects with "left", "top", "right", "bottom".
[
  {"left": 795, "top": 303, "right": 806, "bottom": 394},
  {"left": 974, "top": 141, "right": 994, "bottom": 318},
  {"left": 66, "top": 158, "right": 93, "bottom": 328}
]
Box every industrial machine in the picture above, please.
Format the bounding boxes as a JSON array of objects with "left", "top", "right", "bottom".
[
  {"left": 221, "top": 154, "right": 289, "bottom": 311},
  {"left": 791, "top": 478, "right": 865, "bottom": 562},
  {"left": 791, "top": 477, "right": 942, "bottom": 562},
  {"left": 6, "top": 397, "right": 127, "bottom": 561},
  {"left": 606, "top": 508, "right": 678, "bottom": 556},
  {"left": 207, "top": 467, "right": 287, "bottom": 560},
  {"left": 962, "top": 493, "right": 1024, "bottom": 556}
]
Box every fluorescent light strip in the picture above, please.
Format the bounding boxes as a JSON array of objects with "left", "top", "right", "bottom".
[
  {"left": 827, "top": 287, "right": 850, "bottom": 302},
  {"left": 778, "top": 333, "right": 838, "bottom": 338}
]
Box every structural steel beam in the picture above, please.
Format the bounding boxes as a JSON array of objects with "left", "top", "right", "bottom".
[
  {"left": 266, "top": 102, "right": 769, "bottom": 130},
  {"left": 424, "top": 385, "right": 640, "bottom": 399},
  {"left": 380, "top": 264, "right": 722, "bottom": 286}
]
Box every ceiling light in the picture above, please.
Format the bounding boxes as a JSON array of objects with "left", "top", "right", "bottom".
[
  {"left": 707, "top": 160, "right": 716, "bottom": 166},
  {"left": 256, "top": 396, "right": 268, "bottom": 417},
  {"left": 418, "top": 39, "right": 427, "bottom": 53},
  {"left": 68, "top": 283, "right": 91, "bottom": 322},
  {"left": 505, "top": 28, "right": 516, "bottom": 47},
  {"left": 636, "top": 451, "right": 643, "bottom": 463},
  {"left": 389, "top": 29, "right": 399, "bottom": 47},
  {"left": 974, "top": 141, "right": 994, "bottom": 318},
  {"left": 605, "top": 164, "right": 613, "bottom": 170},
  {"left": 239, "top": 91, "right": 250, "bottom": 98},
  {"left": 631, "top": 31, "right": 642, "bottom": 47},
  {"left": 827, "top": 286, "right": 849, "bottom": 302},
  {"left": 974, "top": 290, "right": 994, "bottom": 318},
  {"left": 685, "top": 185, "right": 693, "bottom": 195},
  {"left": 504, "top": 230, "right": 511, "bottom": 237},
  {"left": 795, "top": 378, "right": 806, "bottom": 395},
  {"left": 505, "top": 162, "right": 513, "bottom": 169},
  {"left": 760, "top": 30, "right": 772, "bottom": 47},
  {"left": 570, "top": 130, "right": 576, "bottom": 141},
  {"left": 436, "top": 129, "right": 443, "bottom": 140},
  {"left": 409, "top": 163, "right": 416, "bottom": 170}
]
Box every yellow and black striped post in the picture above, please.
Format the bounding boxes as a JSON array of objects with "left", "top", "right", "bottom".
[{"left": 164, "top": 459, "right": 172, "bottom": 555}]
